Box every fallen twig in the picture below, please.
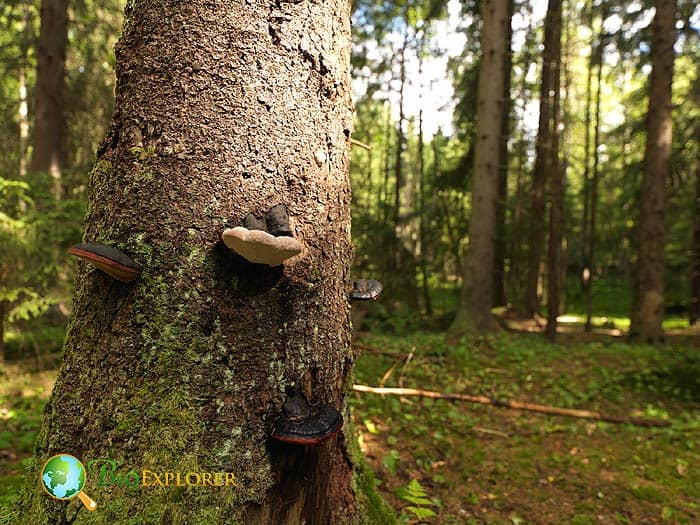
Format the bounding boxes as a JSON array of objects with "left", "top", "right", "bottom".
[
  {"left": 352, "top": 385, "right": 671, "bottom": 428},
  {"left": 349, "top": 138, "right": 372, "bottom": 150}
]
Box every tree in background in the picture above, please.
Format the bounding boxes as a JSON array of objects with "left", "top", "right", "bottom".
[
  {"left": 17, "top": 0, "right": 390, "bottom": 522},
  {"left": 524, "top": 0, "right": 561, "bottom": 316},
  {"left": 30, "top": 0, "right": 69, "bottom": 200},
  {"left": 545, "top": 0, "right": 563, "bottom": 340},
  {"left": 630, "top": 0, "right": 677, "bottom": 341},
  {"left": 452, "top": 0, "right": 510, "bottom": 332}
]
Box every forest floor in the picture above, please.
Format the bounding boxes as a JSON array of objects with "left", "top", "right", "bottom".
[
  {"left": 1, "top": 320, "right": 698, "bottom": 524},
  {"left": 351, "top": 327, "right": 699, "bottom": 524}
]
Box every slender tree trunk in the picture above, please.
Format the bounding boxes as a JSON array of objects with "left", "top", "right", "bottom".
[
  {"left": 630, "top": 0, "right": 677, "bottom": 341},
  {"left": 690, "top": 142, "right": 700, "bottom": 325},
  {"left": 585, "top": 44, "right": 604, "bottom": 332},
  {"left": 391, "top": 26, "right": 418, "bottom": 306},
  {"left": 417, "top": 37, "right": 433, "bottom": 316},
  {"left": 507, "top": 10, "right": 534, "bottom": 303},
  {"left": 580, "top": 1, "right": 594, "bottom": 294},
  {"left": 19, "top": 2, "right": 387, "bottom": 523},
  {"left": 452, "top": 0, "right": 509, "bottom": 332},
  {"left": 525, "top": 0, "right": 560, "bottom": 316},
  {"left": 381, "top": 102, "right": 392, "bottom": 222},
  {"left": 30, "top": 0, "right": 69, "bottom": 200},
  {"left": 493, "top": 0, "right": 514, "bottom": 308},
  {"left": 545, "top": 0, "right": 563, "bottom": 340}
]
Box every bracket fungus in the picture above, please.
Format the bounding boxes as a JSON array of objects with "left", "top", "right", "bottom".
[
  {"left": 68, "top": 244, "right": 142, "bottom": 282},
  {"left": 271, "top": 391, "right": 343, "bottom": 446},
  {"left": 350, "top": 279, "right": 383, "bottom": 301},
  {"left": 264, "top": 204, "right": 293, "bottom": 238},
  {"left": 222, "top": 205, "right": 301, "bottom": 266}
]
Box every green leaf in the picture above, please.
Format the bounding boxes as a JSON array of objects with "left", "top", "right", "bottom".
[{"left": 406, "top": 506, "right": 437, "bottom": 519}]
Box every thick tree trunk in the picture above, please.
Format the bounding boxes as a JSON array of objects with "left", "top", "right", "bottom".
[
  {"left": 545, "top": 0, "right": 563, "bottom": 341},
  {"left": 19, "top": 2, "right": 387, "bottom": 524},
  {"left": 492, "top": 0, "right": 514, "bottom": 308},
  {"left": 524, "top": 0, "right": 561, "bottom": 316},
  {"left": 630, "top": 0, "right": 676, "bottom": 341},
  {"left": 452, "top": 0, "right": 509, "bottom": 332},
  {"left": 30, "top": 0, "right": 69, "bottom": 200}
]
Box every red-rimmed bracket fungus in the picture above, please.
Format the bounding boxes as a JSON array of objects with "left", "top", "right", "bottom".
[
  {"left": 68, "top": 244, "right": 143, "bottom": 282},
  {"left": 271, "top": 391, "right": 343, "bottom": 446},
  {"left": 350, "top": 279, "right": 383, "bottom": 301}
]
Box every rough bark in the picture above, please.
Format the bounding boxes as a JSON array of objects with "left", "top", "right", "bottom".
[
  {"left": 630, "top": 0, "right": 676, "bottom": 341},
  {"left": 524, "top": 0, "right": 561, "bottom": 316},
  {"left": 30, "top": 0, "right": 69, "bottom": 200},
  {"left": 492, "top": 0, "right": 514, "bottom": 308},
  {"left": 451, "top": 0, "right": 509, "bottom": 332},
  {"left": 545, "top": 0, "right": 563, "bottom": 341},
  {"left": 18, "top": 1, "right": 391, "bottom": 524}
]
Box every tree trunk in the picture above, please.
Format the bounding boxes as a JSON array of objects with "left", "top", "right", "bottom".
[
  {"left": 452, "top": 0, "right": 509, "bottom": 332},
  {"left": 580, "top": 1, "right": 594, "bottom": 294},
  {"left": 391, "top": 26, "right": 418, "bottom": 307},
  {"left": 417, "top": 38, "right": 433, "bottom": 317},
  {"left": 19, "top": 2, "right": 386, "bottom": 523},
  {"left": 524, "top": 0, "right": 560, "bottom": 316},
  {"left": 690, "top": 140, "right": 700, "bottom": 325},
  {"left": 30, "top": 0, "right": 69, "bottom": 200},
  {"left": 630, "top": 0, "right": 677, "bottom": 341},
  {"left": 492, "top": 0, "right": 514, "bottom": 308},
  {"left": 585, "top": 42, "right": 604, "bottom": 332},
  {"left": 545, "top": 0, "right": 563, "bottom": 341}
]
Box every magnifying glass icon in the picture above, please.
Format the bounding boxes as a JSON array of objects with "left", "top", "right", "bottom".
[{"left": 40, "top": 454, "right": 97, "bottom": 511}]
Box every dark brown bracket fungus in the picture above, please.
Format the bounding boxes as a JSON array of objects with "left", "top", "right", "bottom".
[
  {"left": 265, "top": 204, "right": 293, "bottom": 237},
  {"left": 350, "top": 279, "right": 383, "bottom": 301},
  {"left": 222, "top": 205, "right": 301, "bottom": 266},
  {"left": 68, "top": 244, "right": 143, "bottom": 282},
  {"left": 244, "top": 212, "right": 267, "bottom": 232},
  {"left": 271, "top": 391, "right": 343, "bottom": 446}
]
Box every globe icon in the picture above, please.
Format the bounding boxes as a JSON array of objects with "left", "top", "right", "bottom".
[{"left": 40, "top": 454, "right": 97, "bottom": 511}]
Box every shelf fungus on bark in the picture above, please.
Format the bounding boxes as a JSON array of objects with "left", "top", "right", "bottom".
[
  {"left": 68, "top": 244, "right": 143, "bottom": 282},
  {"left": 222, "top": 204, "right": 301, "bottom": 266},
  {"left": 271, "top": 391, "right": 343, "bottom": 446},
  {"left": 350, "top": 279, "right": 383, "bottom": 301}
]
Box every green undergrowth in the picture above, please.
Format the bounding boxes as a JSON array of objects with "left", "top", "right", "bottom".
[{"left": 350, "top": 329, "right": 699, "bottom": 523}]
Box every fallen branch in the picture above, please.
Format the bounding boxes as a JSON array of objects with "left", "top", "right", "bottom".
[
  {"left": 349, "top": 138, "right": 372, "bottom": 150},
  {"left": 352, "top": 385, "right": 671, "bottom": 428}
]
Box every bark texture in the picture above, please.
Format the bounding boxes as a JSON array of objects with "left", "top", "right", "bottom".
[
  {"left": 31, "top": 0, "right": 69, "bottom": 199},
  {"left": 524, "top": 0, "right": 561, "bottom": 316},
  {"left": 452, "top": 0, "right": 509, "bottom": 332},
  {"left": 18, "top": 1, "right": 390, "bottom": 524},
  {"left": 630, "top": 0, "right": 676, "bottom": 341}
]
